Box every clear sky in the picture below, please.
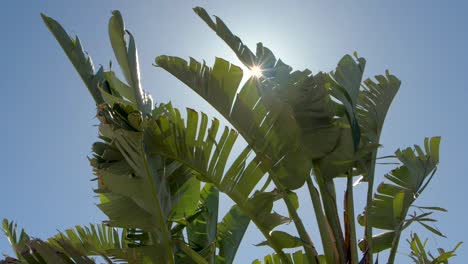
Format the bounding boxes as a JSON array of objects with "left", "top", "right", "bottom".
[{"left": 2, "top": 0, "right": 467, "bottom": 263}]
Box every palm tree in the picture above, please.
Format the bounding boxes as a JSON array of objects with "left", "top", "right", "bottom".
[{"left": 2, "top": 7, "right": 461, "bottom": 264}]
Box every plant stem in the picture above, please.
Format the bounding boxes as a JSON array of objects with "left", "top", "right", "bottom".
[
  {"left": 283, "top": 194, "right": 319, "bottom": 264},
  {"left": 306, "top": 177, "right": 338, "bottom": 264},
  {"left": 313, "top": 163, "right": 347, "bottom": 263},
  {"left": 387, "top": 223, "right": 403, "bottom": 264},
  {"left": 364, "top": 151, "right": 377, "bottom": 264},
  {"left": 346, "top": 173, "right": 359, "bottom": 264},
  {"left": 272, "top": 177, "right": 318, "bottom": 264}
]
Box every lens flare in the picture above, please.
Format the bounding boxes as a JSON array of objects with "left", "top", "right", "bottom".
[{"left": 250, "top": 66, "right": 262, "bottom": 78}]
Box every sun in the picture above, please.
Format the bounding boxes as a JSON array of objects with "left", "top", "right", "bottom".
[{"left": 250, "top": 65, "right": 263, "bottom": 78}]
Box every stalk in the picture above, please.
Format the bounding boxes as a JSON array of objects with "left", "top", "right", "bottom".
[
  {"left": 312, "top": 163, "right": 346, "bottom": 263},
  {"left": 345, "top": 173, "right": 359, "bottom": 264},
  {"left": 387, "top": 222, "right": 403, "bottom": 264},
  {"left": 364, "top": 151, "right": 377, "bottom": 263},
  {"left": 273, "top": 178, "right": 319, "bottom": 264},
  {"left": 388, "top": 203, "right": 411, "bottom": 264},
  {"left": 306, "top": 177, "right": 338, "bottom": 264}
]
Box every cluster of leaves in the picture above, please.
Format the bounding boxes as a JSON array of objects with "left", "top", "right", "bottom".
[
  {"left": 407, "top": 233, "right": 462, "bottom": 264},
  {"left": 2, "top": 6, "right": 461, "bottom": 264}
]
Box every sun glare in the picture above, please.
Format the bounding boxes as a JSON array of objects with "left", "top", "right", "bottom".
[{"left": 250, "top": 66, "right": 263, "bottom": 78}]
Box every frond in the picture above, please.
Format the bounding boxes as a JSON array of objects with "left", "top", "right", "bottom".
[
  {"left": 2, "top": 219, "right": 96, "bottom": 264},
  {"left": 358, "top": 137, "right": 441, "bottom": 252}
]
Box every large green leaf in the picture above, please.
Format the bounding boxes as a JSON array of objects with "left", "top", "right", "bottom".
[
  {"left": 186, "top": 183, "right": 218, "bottom": 263},
  {"left": 108, "top": 11, "right": 152, "bottom": 113},
  {"left": 43, "top": 12, "right": 266, "bottom": 263},
  {"left": 356, "top": 71, "right": 401, "bottom": 185},
  {"left": 41, "top": 14, "right": 105, "bottom": 104},
  {"left": 156, "top": 7, "right": 366, "bottom": 189},
  {"left": 93, "top": 104, "right": 217, "bottom": 263},
  {"left": 255, "top": 231, "right": 303, "bottom": 249},
  {"left": 191, "top": 6, "right": 341, "bottom": 142},
  {"left": 216, "top": 204, "right": 250, "bottom": 264},
  {"left": 94, "top": 100, "right": 292, "bottom": 261},
  {"left": 356, "top": 69, "right": 401, "bottom": 263},
  {"left": 139, "top": 102, "right": 292, "bottom": 258},
  {"left": 359, "top": 137, "right": 441, "bottom": 253},
  {"left": 155, "top": 56, "right": 309, "bottom": 189},
  {"left": 357, "top": 71, "right": 401, "bottom": 145},
  {"left": 329, "top": 53, "right": 366, "bottom": 149}
]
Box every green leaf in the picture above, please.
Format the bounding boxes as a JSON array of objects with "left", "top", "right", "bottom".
[
  {"left": 112, "top": 102, "right": 291, "bottom": 258},
  {"left": 256, "top": 231, "right": 303, "bottom": 249},
  {"left": 48, "top": 224, "right": 140, "bottom": 262},
  {"left": 108, "top": 11, "right": 150, "bottom": 113},
  {"left": 358, "top": 231, "right": 395, "bottom": 253},
  {"left": 412, "top": 206, "right": 447, "bottom": 212},
  {"left": 393, "top": 192, "right": 405, "bottom": 224},
  {"left": 193, "top": 7, "right": 256, "bottom": 68},
  {"left": 359, "top": 137, "right": 441, "bottom": 253},
  {"left": 329, "top": 54, "right": 366, "bottom": 149},
  {"left": 217, "top": 204, "right": 250, "bottom": 264},
  {"left": 2, "top": 220, "right": 99, "bottom": 264},
  {"left": 407, "top": 233, "right": 462, "bottom": 263},
  {"left": 163, "top": 7, "right": 362, "bottom": 189},
  {"left": 108, "top": 11, "right": 132, "bottom": 90},
  {"left": 176, "top": 240, "right": 209, "bottom": 264},
  {"left": 417, "top": 222, "right": 446, "bottom": 238},
  {"left": 2, "top": 219, "right": 32, "bottom": 261},
  {"left": 357, "top": 71, "right": 400, "bottom": 145},
  {"left": 186, "top": 183, "right": 218, "bottom": 261},
  {"left": 169, "top": 172, "right": 200, "bottom": 219},
  {"left": 41, "top": 13, "right": 105, "bottom": 104},
  {"left": 104, "top": 71, "right": 137, "bottom": 103}
]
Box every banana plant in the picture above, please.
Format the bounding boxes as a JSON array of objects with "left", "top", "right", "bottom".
[{"left": 2, "top": 6, "right": 461, "bottom": 264}]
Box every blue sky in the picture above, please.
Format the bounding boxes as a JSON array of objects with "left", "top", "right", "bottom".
[{"left": 2, "top": 0, "right": 467, "bottom": 262}]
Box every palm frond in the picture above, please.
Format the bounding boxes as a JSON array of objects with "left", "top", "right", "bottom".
[
  {"left": 357, "top": 71, "right": 401, "bottom": 145},
  {"left": 140, "top": 103, "right": 293, "bottom": 253},
  {"left": 2, "top": 219, "right": 97, "bottom": 264},
  {"left": 155, "top": 56, "right": 310, "bottom": 189},
  {"left": 358, "top": 137, "right": 441, "bottom": 253},
  {"left": 47, "top": 224, "right": 137, "bottom": 263}
]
